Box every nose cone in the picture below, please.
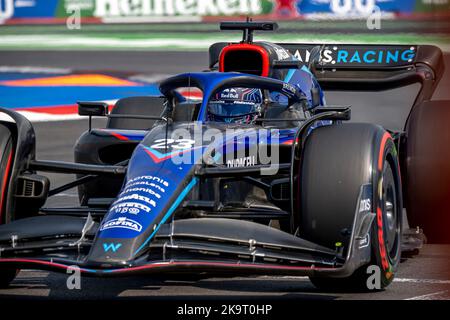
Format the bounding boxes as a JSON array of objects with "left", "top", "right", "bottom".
[
  {"left": 86, "top": 137, "right": 200, "bottom": 266},
  {"left": 85, "top": 237, "right": 142, "bottom": 267}
]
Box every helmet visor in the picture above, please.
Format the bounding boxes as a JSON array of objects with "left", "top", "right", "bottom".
[{"left": 208, "top": 101, "right": 259, "bottom": 118}]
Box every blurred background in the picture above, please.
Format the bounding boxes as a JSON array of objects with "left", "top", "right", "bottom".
[{"left": 1, "top": 0, "right": 450, "bottom": 50}]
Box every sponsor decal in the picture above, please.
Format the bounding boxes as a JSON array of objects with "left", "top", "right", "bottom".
[
  {"left": 115, "top": 193, "right": 157, "bottom": 207},
  {"left": 297, "top": 0, "right": 416, "bottom": 16},
  {"left": 292, "top": 46, "right": 416, "bottom": 66},
  {"left": 0, "top": 0, "right": 13, "bottom": 19},
  {"left": 108, "top": 175, "right": 170, "bottom": 217},
  {"left": 357, "top": 184, "right": 373, "bottom": 249},
  {"left": 274, "top": 0, "right": 298, "bottom": 16},
  {"left": 128, "top": 207, "right": 140, "bottom": 214},
  {"left": 93, "top": 0, "right": 267, "bottom": 17},
  {"left": 359, "top": 198, "right": 371, "bottom": 213},
  {"left": 274, "top": 46, "right": 291, "bottom": 60},
  {"left": 122, "top": 187, "right": 161, "bottom": 199},
  {"left": 125, "top": 180, "right": 166, "bottom": 193},
  {"left": 56, "top": 0, "right": 96, "bottom": 18},
  {"left": 110, "top": 201, "right": 152, "bottom": 214},
  {"left": 103, "top": 242, "right": 122, "bottom": 252},
  {"left": 220, "top": 88, "right": 239, "bottom": 100},
  {"left": 282, "top": 82, "right": 296, "bottom": 94},
  {"left": 226, "top": 155, "right": 256, "bottom": 167},
  {"left": 359, "top": 184, "right": 373, "bottom": 213},
  {"left": 359, "top": 234, "right": 370, "bottom": 249},
  {"left": 3, "top": 0, "right": 442, "bottom": 24},
  {"left": 101, "top": 217, "right": 143, "bottom": 232},
  {"left": 126, "top": 175, "right": 169, "bottom": 187}
]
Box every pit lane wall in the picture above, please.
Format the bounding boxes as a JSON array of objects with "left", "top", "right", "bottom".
[{"left": 0, "top": 0, "right": 449, "bottom": 24}]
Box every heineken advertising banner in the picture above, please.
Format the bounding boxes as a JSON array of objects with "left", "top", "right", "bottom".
[{"left": 0, "top": 0, "right": 449, "bottom": 23}]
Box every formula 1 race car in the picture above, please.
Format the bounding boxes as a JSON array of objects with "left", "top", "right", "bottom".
[{"left": 0, "top": 21, "right": 448, "bottom": 290}]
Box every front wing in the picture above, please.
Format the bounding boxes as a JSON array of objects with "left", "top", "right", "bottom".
[{"left": 0, "top": 212, "right": 373, "bottom": 279}]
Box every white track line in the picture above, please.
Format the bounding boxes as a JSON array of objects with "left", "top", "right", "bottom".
[
  {"left": 12, "top": 111, "right": 82, "bottom": 122},
  {"left": 257, "top": 276, "right": 450, "bottom": 285},
  {"left": 394, "top": 278, "right": 450, "bottom": 284},
  {"left": 0, "top": 111, "right": 85, "bottom": 123},
  {"left": 405, "top": 290, "right": 450, "bottom": 300},
  {"left": 0, "top": 66, "right": 71, "bottom": 74}
]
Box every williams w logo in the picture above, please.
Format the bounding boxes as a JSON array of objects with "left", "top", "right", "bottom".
[{"left": 103, "top": 243, "right": 122, "bottom": 252}]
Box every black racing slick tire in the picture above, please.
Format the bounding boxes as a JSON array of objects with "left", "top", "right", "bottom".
[
  {"left": 0, "top": 122, "right": 19, "bottom": 287},
  {"left": 298, "top": 123, "right": 402, "bottom": 290}
]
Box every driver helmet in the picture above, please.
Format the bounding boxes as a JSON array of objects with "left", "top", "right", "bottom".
[{"left": 207, "top": 88, "right": 263, "bottom": 124}]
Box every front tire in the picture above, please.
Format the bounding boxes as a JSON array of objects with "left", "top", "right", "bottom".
[{"left": 298, "top": 123, "right": 402, "bottom": 290}]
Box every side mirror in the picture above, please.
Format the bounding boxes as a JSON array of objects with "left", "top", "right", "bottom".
[
  {"left": 77, "top": 101, "right": 109, "bottom": 132},
  {"left": 77, "top": 101, "right": 109, "bottom": 116}
]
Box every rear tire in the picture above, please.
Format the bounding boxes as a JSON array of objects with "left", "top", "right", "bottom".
[
  {"left": 298, "top": 123, "right": 402, "bottom": 290},
  {"left": 405, "top": 101, "right": 450, "bottom": 243}
]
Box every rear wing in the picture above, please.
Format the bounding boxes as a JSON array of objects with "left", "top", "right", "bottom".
[{"left": 209, "top": 43, "right": 444, "bottom": 99}]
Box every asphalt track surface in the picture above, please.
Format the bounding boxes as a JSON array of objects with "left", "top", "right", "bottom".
[{"left": 0, "top": 50, "right": 449, "bottom": 300}]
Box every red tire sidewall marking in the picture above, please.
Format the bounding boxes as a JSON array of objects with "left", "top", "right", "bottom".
[{"left": 376, "top": 132, "right": 392, "bottom": 273}]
